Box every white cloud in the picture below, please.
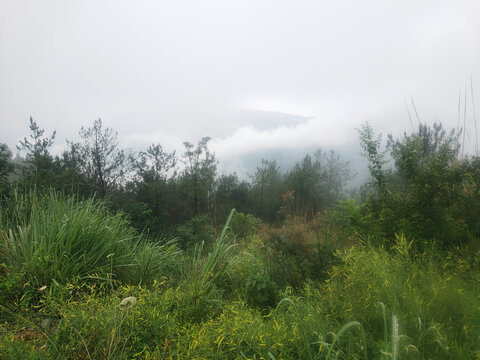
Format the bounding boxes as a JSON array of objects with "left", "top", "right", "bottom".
[{"left": 211, "top": 117, "right": 355, "bottom": 161}]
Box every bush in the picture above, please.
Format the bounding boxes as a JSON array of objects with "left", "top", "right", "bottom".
[
  {"left": 175, "top": 214, "right": 214, "bottom": 249},
  {"left": 229, "top": 212, "right": 262, "bottom": 241},
  {"left": 360, "top": 123, "right": 480, "bottom": 248},
  {"left": 227, "top": 248, "right": 278, "bottom": 309},
  {"left": 260, "top": 213, "right": 344, "bottom": 289}
]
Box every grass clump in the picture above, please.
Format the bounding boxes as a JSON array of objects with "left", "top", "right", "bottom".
[{"left": 0, "top": 190, "right": 179, "bottom": 314}]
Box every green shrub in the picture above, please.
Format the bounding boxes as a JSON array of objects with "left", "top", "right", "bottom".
[
  {"left": 228, "top": 249, "right": 278, "bottom": 309},
  {"left": 176, "top": 214, "right": 214, "bottom": 249},
  {"left": 229, "top": 212, "right": 262, "bottom": 241}
]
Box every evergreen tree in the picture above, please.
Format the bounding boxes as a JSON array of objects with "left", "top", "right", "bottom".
[
  {"left": 67, "top": 119, "right": 133, "bottom": 197},
  {"left": 0, "top": 143, "right": 14, "bottom": 193},
  {"left": 251, "top": 159, "right": 283, "bottom": 222},
  {"left": 181, "top": 137, "right": 217, "bottom": 217},
  {"left": 16, "top": 116, "right": 57, "bottom": 190}
]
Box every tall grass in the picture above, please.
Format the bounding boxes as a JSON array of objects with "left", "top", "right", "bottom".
[
  {"left": 1, "top": 234, "right": 479, "bottom": 359},
  {"left": 179, "top": 209, "right": 237, "bottom": 293},
  {"left": 0, "top": 190, "right": 178, "bottom": 290},
  {"left": 315, "top": 237, "right": 480, "bottom": 358},
  {"left": 196, "top": 208, "right": 237, "bottom": 296}
]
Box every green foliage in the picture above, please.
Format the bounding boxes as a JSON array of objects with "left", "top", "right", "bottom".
[
  {"left": 229, "top": 211, "right": 262, "bottom": 240},
  {"left": 0, "top": 143, "right": 14, "bottom": 193},
  {"left": 358, "top": 122, "right": 480, "bottom": 248},
  {"left": 15, "top": 117, "right": 59, "bottom": 191},
  {"left": 228, "top": 242, "right": 278, "bottom": 309},
  {"left": 181, "top": 137, "right": 217, "bottom": 216},
  {"left": 214, "top": 174, "right": 251, "bottom": 225},
  {"left": 456, "top": 156, "right": 480, "bottom": 236},
  {"left": 4, "top": 117, "right": 356, "bottom": 236},
  {"left": 284, "top": 150, "right": 351, "bottom": 217},
  {"left": 55, "top": 143, "right": 93, "bottom": 197},
  {"left": 131, "top": 144, "right": 177, "bottom": 230},
  {"left": 358, "top": 122, "right": 388, "bottom": 197},
  {"left": 1, "top": 212, "right": 479, "bottom": 359},
  {"left": 260, "top": 214, "right": 344, "bottom": 289},
  {"left": 189, "top": 209, "right": 238, "bottom": 302},
  {"left": 1, "top": 190, "right": 133, "bottom": 288},
  {"left": 333, "top": 199, "right": 369, "bottom": 234},
  {"left": 136, "top": 144, "right": 177, "bottom": 184},
  {"left": 126, "top": 240, "right": 181, "bottom": 286},
  {"left": 217, "top": 215, "right": 276, "bottom": 309},
  {"left": 386, "top": 124, "right": 465, "bottom": 244},
  {"left": 67, "top": 118, "right": 133, "bottom": 197},
  {"left": 323, "top": 240, "right": 480, "bottom": 358},
  {"left": 2, "top": 119, "right": 480, "bottom": 359},
  {"left": 0, "top": 190, "right": 179, "bottom": 305},
  {"left": 17, "top": 117, "right": 56, "bottom": 161},
  {"left": 251, "top": 159, "right": 283, "bottom": 223},
  {"left": 176, "top": 214, "right": 214, "bottom": 249},
  {"left": 0, "top": 265, "right": 28, "bottom": 320}
]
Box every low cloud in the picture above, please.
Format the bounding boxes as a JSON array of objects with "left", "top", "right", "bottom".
[{"left": 211, "top": 117, "right": 355, "bottom": 160}]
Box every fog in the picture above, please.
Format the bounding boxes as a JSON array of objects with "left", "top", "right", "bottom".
[{"left": 1, "top": 0, "right": 479, "bottom": 179}]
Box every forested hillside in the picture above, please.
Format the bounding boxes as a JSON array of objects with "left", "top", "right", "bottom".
[{"left": 0, "top": 118, "right": 479, "bottom": 359}]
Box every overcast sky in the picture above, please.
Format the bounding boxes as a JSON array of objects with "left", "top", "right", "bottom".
[{"left": 1, "top": 0, "right": 479, "bottom": 177}]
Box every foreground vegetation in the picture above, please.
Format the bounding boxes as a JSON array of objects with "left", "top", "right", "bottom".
[
  {"left": 0, "top": 120, "right": 479, "bottom": 358},
  {"left": 1, "top": 190, "right": 479, "bottom": 359}
]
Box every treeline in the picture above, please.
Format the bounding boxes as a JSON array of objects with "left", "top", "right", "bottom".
[
  {"left": 0, "top": 117, "right": 351, "bottom": 235},
  {"left": 2, "top": 117, "right": 479, "bottom": 249}
]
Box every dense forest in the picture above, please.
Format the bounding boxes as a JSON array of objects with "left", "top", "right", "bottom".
[{"left": 0, "top": 118, "right": 479, "bottom": 359}]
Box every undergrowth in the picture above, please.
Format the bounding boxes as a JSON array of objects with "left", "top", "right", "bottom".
[{"left": 1, "top": 191, "right": 479, "bottom": 359}]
